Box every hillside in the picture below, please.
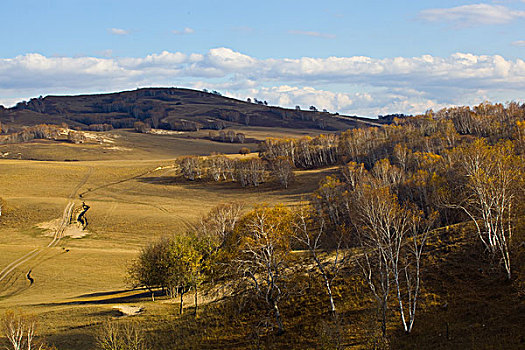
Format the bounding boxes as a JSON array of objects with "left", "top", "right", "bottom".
[
  {"left": 0, "top": 101, "right": 523, "bottom": 350},
  {"left": 0, "top": 88, "right": 382, "bottom": 133}
]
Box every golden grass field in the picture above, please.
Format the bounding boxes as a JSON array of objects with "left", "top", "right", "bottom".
[{"left": 0, "top": 129, "right": 336, "bottom": 349}]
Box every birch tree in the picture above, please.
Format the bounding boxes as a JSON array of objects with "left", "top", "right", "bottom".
[
  {"left": 449, "top": 139, "right": 522, "bottom": 279},
  {"left": 2, "top": 311, "right": 41, "bottom": 350},
  {"left": 350, "top": 185, "right": 433, "bottom": 335},
  {"left": 292, "top": 205, "right": 348, "bottom": 317},
  {"left": 236, "top": 205, "right": 293, "bottom": 335}
]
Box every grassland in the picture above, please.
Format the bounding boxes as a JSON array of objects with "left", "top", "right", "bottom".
[
  {"left": 0, "top": 130, "right": 338, "bottom": 349},
  {"left": 0, "top": 129, "right": 523, "bottom": 349},
  {"left": 0, "top": 127, "right": 337, "bottom": 162}
]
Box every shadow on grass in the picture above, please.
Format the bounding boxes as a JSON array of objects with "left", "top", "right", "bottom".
[{"left": 37, "top": 288, "right": 165, "bottom": 306}]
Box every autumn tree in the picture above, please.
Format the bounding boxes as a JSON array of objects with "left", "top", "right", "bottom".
[
  {"left": 226, "top": 130, "right": 236, "bottom": 143},
  {"left": 168, "top": 234, "right": 205, "bottom": 315},
  {"left": 197, "top": 202, "right": 244, "bottom": 282},
  {"left": 96, "top": 320, "right": 147, "bottom": 350},
  {"left": 292, "top": 205, "right": 348, "bottom": 317},
  {"left": 178, "top": 156, "right": 203, "bottom": 181},
  {"left": 312, "top": 176, "right": 346, "bottom": 227},
  {"left": 128, "top": 237, "right": 172, "bottom": 301},
  {"left": 447, "top": 139, "right": 523, "bottom": 279},
  {"left": 2, "top": 311, "right": 45, "bottom": 350},
  {"left": 134, "top": 121, "right": 151, "bottom": 133},
  {"left": 349, "top": 183, "right": 434, "bottom": 335},
  {"left": 236, "top": 133, "right": 246, "bottom": 143},
  {"left": 128, "top": 234, "right": 206, "bottom": 314},
  {"left": 67, "top": 130, "right": 86, "bottom": 144},
  {"left": 199, "top": 202, "right": 244, "bottom": 250},
  {"left": 270, "top": 156, "right": 295, "bottom": 189},
  {"left": 235, "top": 205, "right": 294, "bottom": 335},
  {"left": 234, "top": 158, "right": 266, "bottom": 187},
  {"left": 515, "top": 120, "right": 525, "bottom": 155},
  {"left": 239, "top": 147, "right": 250, "bottom": 156}
]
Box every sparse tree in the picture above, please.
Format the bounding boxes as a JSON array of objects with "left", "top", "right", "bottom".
[
  {"left": 292, "top": 205, "right": 348, "bottom": 317},
  {"left": 218, "top": 130, "right": 226, "bottom": 142},
  {"left": 178, "top": 156, "right": 203, "bottom": 181},
  {"left": 2, "top": 311, "right": 42, "bottom": 350},
  {"left": 448, "top": 139, "right": 523, "bottom": 279},
  {"left": 199, "top": 203, "right": 243, "bottom": 246},
  {"left": 128, "top": 234, "right": 203, "bottom": 314},
  {"left": 350, "top": 184, "right": 432, "bottom": 335},
  {"left": 207, "top": 154, "right": 227, "bottom": 182},
  {"left": 234, "top": 158, "right": 266, "bottom": 187},
  {"left": 235, "top": 205, "right": 293, "bottom": 335},
  {"left": 226, "top": 130, "right": 236, "bottom": 143},
  {"left": 67, "top": 130, "right": 86, "bottom": 144},
  {"left": 96, "top": 320, "right": 147, "bottom": 350}
]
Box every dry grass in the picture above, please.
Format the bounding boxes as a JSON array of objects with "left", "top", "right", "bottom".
[
  {"left": 0, "top": 132, "right": 522, "bottom": 349},
  {"left": 0, "top": 135, "right": 336, "bottom": 349}
]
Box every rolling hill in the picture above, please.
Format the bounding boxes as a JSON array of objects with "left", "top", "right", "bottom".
[{"left": 0, "top": 88, "right": 384, "bottom": 133}]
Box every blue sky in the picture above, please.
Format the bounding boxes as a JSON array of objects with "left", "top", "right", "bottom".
[{"left": 1, "top": 0, "right": 525, "bottom": 116}]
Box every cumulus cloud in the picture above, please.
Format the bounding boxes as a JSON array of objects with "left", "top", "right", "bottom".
[
  {"left": 1, "top": 48, "right": 525, "bottom": 115},
  {"left": 419, "top": 4, "right": 525, "bottom": 26},
  {"left": 109, "top": 28, "right": 129, "bottom": 35},
  {"left": 288, "top": 30, "right": 336, "bottom": 39},
  {"left": 172, "top": 27, "right": 195, "bottom": 35}
]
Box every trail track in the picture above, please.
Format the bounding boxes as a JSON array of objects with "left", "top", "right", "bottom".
[
  {"left": 0, "top": 164, "right": 183, "bottom": 297},
  {"left": 78, "top": 165, "right": 175, "bottom": 198},
  {"left": 0, "top": 167, "right": 93, "bottom": 291},
  {"left": 79, "top": 164, "right": 194, "bottom": 229}
]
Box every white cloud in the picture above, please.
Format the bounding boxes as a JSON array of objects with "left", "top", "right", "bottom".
[
  {"left": 512, "top": 40, "right": 525, "bottom": 46},
  {"left": 1, "top": 49, "right": 525, "bottom": 115},
  {"left": 172, "top": 27, "right": 194, "bottom": 35},
  {"left": 109, "top": 28, "right": 129, "bottom": 35},
  {"left": 288, "top": 30, "right": 336, "bottom": 39},
  {"left": 419, "top": 4, "right": 525, "bottom": 26}
]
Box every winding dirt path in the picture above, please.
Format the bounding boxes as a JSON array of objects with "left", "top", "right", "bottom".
[
  {"left": 0, "top": 163, "right": 188, "bottom": 296},
  {"left": 0, "top": 167, "right": 93, "bottom": 288}
]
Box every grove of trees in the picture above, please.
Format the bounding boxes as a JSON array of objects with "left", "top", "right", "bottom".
[{"left": 127, "top": 101, "right": 525, "bottom": 346}]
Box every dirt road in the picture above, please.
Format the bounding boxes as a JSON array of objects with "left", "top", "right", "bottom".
[{"left": 0, "top": 167, "right": 93, "bottom": 289}]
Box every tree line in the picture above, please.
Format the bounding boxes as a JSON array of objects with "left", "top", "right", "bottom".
[
  {"left": 0, "top": 124, "right": 86, "bottom": 145},
  {"left": 175, "top": 154, "right": 294, "bottom": 188}
]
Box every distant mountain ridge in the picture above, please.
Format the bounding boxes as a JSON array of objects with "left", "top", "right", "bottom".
[{"left": 0, "top": 88, "right": 385, "bottom": 132}]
